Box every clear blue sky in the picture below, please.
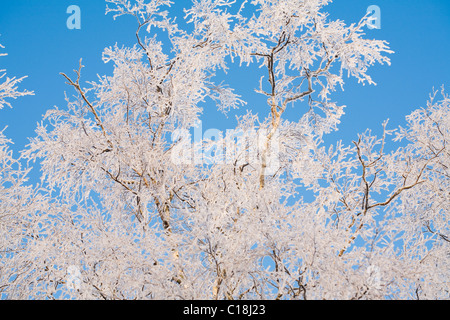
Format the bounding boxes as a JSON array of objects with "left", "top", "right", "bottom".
[{"left": 0, "top": 0, "right": 449, "bottom": 182}]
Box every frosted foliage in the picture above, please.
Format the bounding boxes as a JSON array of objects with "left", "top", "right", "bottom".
[
  {"left": 1, "top": 1, "right": 448, "bottom": 300},
  {"left": 0, "top": 45, "right": 33, "bottom": 110},
  {"left": 1, "top": 45, "right": 49, "bottom": 298}
]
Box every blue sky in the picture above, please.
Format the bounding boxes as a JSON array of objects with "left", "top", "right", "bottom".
[{"left": 0, "top": 0, "right": 449, "bottom": 182}]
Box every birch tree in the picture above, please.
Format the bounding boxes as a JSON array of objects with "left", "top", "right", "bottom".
[
  {"left": 1, "top": 0, "right": 448, "bottom": 299},
  {"left": 0, "top": 43, "right": 44, "bottom": 298}
]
